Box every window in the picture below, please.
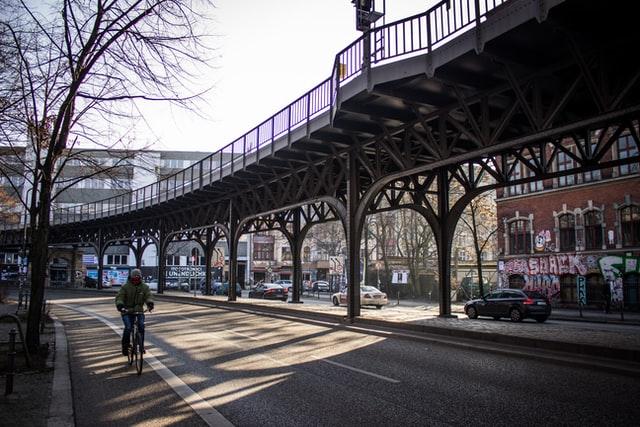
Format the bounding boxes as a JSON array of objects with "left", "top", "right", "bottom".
[
  {"left": 624, "top": 273, "right": 639, "bottom": 307},
  {"left": 556, "top": 150, "right": 575, "bottom": 187},
  {"left": 106, "top": 254, "right": 127, "bottom": 265},
  {"left": 585, "top": 274, "right": 604, "bottom": 305},
  {"left": 166, "top": 255, "right": 181, "bottom": 266},
  {"left": 509, "top": 275, "right": 525, "bottom": 289},
  {"left": 583, "top": 210, "right": 603, "bottom": 250},
  {"left": 303, "top": 247, "right": 311, "bottom": 262},
  {"left": 509, "top": 220, "right": 531, "bottom": 255},
  {"left": 558, "top": 214, "right": 575, "bottom": 251},
  {"left": 254, "top": 242, "right": 274, "bottom": 260},
  {"left": 507, "top": 162, "right": 523, "bottom": 196},
  {"left": 281, "top": 246, "right": 292, "bottom": 262},
  {"left": 620, "top": 205, "right": 640, "bottom": 247},
  {"left": 560, "top": 274, "right": 577, "bottom": 303},
  {"left": 617, "top": 135, "right": 639, "bottom": 176}
]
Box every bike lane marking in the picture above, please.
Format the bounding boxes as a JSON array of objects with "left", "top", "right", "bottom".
[
  {"left": 310, "top": 355, "right": 401, "bottom": 383},
  {"left": 56, "top": 303, "right": 233, "bottom": 427}
]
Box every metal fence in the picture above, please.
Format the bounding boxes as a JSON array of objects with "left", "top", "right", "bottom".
[{"left": 3, "top": 0, "right": 511, "bottom": 229}]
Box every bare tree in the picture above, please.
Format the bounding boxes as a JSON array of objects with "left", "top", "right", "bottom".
[
  {"left": 0, "top": 0, "right": 212, "bottom": 352},
  {"left": 457, "top": 190, "right": 498, "bottom": 297},
  {"left": 396, "top": 209, "right": 438, "bottom": 297}
]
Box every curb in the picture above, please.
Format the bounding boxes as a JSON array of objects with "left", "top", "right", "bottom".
[{"left": 47, "top": 313, "right": 74, "bottom": 427}]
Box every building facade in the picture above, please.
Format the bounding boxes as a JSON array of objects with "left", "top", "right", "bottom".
[{"left": 496, "top": 134, "right": 640, "bottom": 309}]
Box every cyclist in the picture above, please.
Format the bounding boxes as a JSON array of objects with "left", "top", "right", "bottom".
[{"left": 115, "top": 269, "right": 154, "bottom": 356}]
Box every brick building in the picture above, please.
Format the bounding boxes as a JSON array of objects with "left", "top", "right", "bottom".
[{"left": 496, "top": 134, "right": 640, "bottom": 309}]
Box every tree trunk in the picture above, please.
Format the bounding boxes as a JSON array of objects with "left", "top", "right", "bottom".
[{"left": 26, "top": 225, "right": 49, "bottom": 353}]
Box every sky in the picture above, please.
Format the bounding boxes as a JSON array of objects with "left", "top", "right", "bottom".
[{"left": 141, "top": 0, "right": 437, "bottom": 153}]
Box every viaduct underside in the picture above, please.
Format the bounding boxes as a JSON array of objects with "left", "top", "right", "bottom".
[{"left": 2, "top": 0, "right": 640, "bottom": 318}]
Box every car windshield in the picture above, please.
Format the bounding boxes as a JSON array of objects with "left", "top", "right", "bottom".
[{"left": 361, "top": 286, "right": 379, "bottom": 292}]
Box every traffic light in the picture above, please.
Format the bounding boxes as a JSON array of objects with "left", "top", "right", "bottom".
[{"left": 352, "top": 0, "right": 383, "bottom": 32}]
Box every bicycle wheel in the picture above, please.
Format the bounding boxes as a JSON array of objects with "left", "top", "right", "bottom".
[
  {"left": 135, "top": 330, "right": 143, "bottom": 375},
  {"left": 127, "top": 330, "right": 134, "bottom": 366}
]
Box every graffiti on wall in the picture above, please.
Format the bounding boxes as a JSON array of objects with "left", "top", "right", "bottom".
[
  {"left": 500, "top": 254, "right": 602, "bottom": 299},
  {"left": 598, "top": 255, "right": 640, "bottom": 303}
]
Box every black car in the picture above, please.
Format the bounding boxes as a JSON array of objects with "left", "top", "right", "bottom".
[
  {"left": 464, "top": 289, "right": 551, "bottom": 322},
  {"left": 248, "top": 283, "right": 287, "bottom": 301}
]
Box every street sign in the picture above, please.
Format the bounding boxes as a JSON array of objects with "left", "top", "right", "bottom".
[
  {"left": 576, "top": 276, "right": 586, "bottom": 305},
  {"left": 329, "top": 256, "right": 344, "bottom": 274}
]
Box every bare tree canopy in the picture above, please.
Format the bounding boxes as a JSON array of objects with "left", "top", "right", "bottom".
[{"left": 0, "top": 0, "right": 214, "bottom": 352}]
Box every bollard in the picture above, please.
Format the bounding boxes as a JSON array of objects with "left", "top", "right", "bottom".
[{"left": 5, "top": 328, "right": 16, "bottom": 395}]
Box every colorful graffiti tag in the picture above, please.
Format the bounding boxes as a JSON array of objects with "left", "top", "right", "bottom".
[
  {"left": 499, "top": 254, "right": 601, "bottom": 299},
  {"left": 598, "top": 255, "right": 640, "bottom": 303}
]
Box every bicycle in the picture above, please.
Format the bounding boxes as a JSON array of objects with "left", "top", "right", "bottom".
[{"left": 123, "top": 309, "right": 147, "bottom": 375}]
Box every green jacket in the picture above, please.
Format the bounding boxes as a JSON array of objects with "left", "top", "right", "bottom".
[{"left": 115, "top": 280, "right": 152, "bottom": 312}]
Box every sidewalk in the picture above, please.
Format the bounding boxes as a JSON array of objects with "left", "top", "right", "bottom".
[{"left": 0, "top": 297, "right": 61, "bottom": 427}]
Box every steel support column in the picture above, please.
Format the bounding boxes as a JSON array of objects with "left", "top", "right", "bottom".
[
  {"left": 96, "top": 230, "right": 105, "bottom": 290},
  {"left": 228, "top": 204, "right": 238, "bottom": 302},
  {"left": 157, "top": 227, "right": 167, "bottom": 294},
  {"left": 204, "top": 228, "right": 213, "bottom": 296},
  {"left": 346, "top": 151, "right": 362, "bottom": 319},
  {"left": 290, "top": 208, "right": 303, "bottom": 304},
  {"left": 436, "top": 168, "right": 456, "bottom": 318}
]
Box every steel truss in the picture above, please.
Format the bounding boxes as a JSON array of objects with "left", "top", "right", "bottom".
[{"left": 2, "top": 1, "right": 639, "bottom": 319}]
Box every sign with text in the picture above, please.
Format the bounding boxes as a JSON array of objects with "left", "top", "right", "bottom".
[
  {"left": 166, "top": 265, "right": 205, "bottom": 278},
  {"left": 576, "top": 276, "right": 586, "bottom": 305},
  {"left": 392, "top": 270, "right": 409, "bottom": 284}
]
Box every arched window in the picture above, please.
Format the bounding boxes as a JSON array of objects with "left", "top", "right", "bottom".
[
  {"left": 624, "top": 273, "right": 639, "bottom": 308},
  {"left": 509, "top": 274, "right": 525, "bottom": 289},
  {"left": 620, "top": 205, "right": 640, "bottom": 247},
  {"left": 559, "top": 274, "right": 577, "bottom": 303},
  {"left": 509, "top": 220, "right": 530, "bottom": 255},
  {"left": 586, "top": 274, "right": 605, "bottom": 305},
  {"left": 558, "top": 214, "right": 575, "bottom": 251},
  {"left": 583, "top": 210, "right": 603, "bottom": 250}
]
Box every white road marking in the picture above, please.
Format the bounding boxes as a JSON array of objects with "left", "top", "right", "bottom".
[
  {"left": 311, "top": 355, "right": 400, "bottom": 384},
  {"left": 178, "top": 315, "right": 198, "bottom": 323},
  {"left": 56, "top": 304, "right": 233, "bottom": 427}
]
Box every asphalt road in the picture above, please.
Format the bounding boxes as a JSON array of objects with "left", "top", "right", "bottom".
[{"left": 51, "top": 292, "right": 640, "bottom": 426}]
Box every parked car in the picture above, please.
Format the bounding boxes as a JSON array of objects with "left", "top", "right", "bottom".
[
  {"left": 331, "top": 285, "right": 388, "bottom": 309},
  {"left": 274, "top": 279, "right": 292, "bottom": 293},
  {"left": 312, "top": 280, "right": 330, "bottom": 293},
  {"left": 84, "top": 276, "right": 97, "bottom": 288},
  {"left": 215, "top": 282, "right": 242, "bottom": 297},
  {"left": 179, "top": 282, "right": 191, "bottom": 292},
  {"left": 199, "top": 279, "right": 224, "bottom": 295},
  {"left": 464, "top": 289, "right": 551, "bottom": 322},
  {"left": 248, "top": 283, "right": 287, "bottom": 301}
]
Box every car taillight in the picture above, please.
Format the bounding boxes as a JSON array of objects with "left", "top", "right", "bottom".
[
  {"left": 523, "top": 297, "right": 534, "bottom": 305},
  {"left": 265, "top": 289, "right": 274, "bottom": 294}
]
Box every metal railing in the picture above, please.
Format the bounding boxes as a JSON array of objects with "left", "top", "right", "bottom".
[{"left": 2, "top": 0, "right": 511, "bottom": 230}]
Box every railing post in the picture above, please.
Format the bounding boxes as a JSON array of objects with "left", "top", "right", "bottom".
[
  {"left": 287, "top": 106, "right": 292, "bottom": 146},
  {"left": 474, "top": 0, "right": 483, "bottom": 53},
  {"left": 243, "top": 136, "right": 247, "bottom": 169},
  {"left": 306, "top": 93, "right": 311, "bottom": 137},
  {"left": 271, "top": 117, "right": 275, "bottom": 156}
]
